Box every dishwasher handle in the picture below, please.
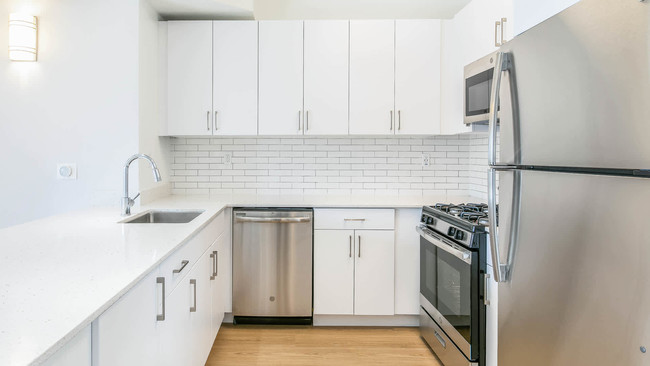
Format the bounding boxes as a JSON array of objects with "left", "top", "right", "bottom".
[{"left": 234, "top": 215, "right": 312, "bottom": 223}]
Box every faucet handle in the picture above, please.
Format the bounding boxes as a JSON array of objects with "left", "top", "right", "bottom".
[{"left": 128, "top": 193, "right": 140, "bottom": 208}]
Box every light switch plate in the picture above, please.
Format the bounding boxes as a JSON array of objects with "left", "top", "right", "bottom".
[
  {"left": 57, "top": 163, "right": 77, "bottom": 180},
  {"left": 422, "top": 154, "right": 430, "bottom": 167}
]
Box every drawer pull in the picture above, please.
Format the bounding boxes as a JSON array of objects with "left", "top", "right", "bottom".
[
  {"left": 434, "top": 330, "right": 446, "bottom": 348},
  {"left": 173, "top": 260, "right": 189, "bottom": 274},
  {"left": 344, "top": 218, "right": 366, "bottom": 222}
]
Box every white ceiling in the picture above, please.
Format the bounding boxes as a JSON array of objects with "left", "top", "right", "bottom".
[{"left": 149, "top": 0, "right": 471, "bottom": 20}]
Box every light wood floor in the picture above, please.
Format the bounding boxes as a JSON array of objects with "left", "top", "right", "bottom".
[{"left": 205, "top": 325, "right": 442, "bottom": 366}]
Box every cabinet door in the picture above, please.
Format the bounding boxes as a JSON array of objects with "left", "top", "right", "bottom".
[
  {"left": 394, "top": 209, "right": 421, "bottom": 315},
  {"left": 190, "top": 250, "right": 213, "bottom": 366},
  {"left": 211, "top": 236, "right": 226, "bottom": 339},
  {"left": 167, "top": 21, "right": 213, "bottom": 136},
  {"left": 158, "top": 276, "right": 192, "bottom": 366},
  {"left": 485, "top": 268, "right": 499, "bottom": 366},
  {"left": 395, "top": 20, "right": 441, "bottom": 135},
  {"left": 92, "top": 270, "right": 161, "bottom": 366},
  {"left": 349, "top": 20, "right": 395, "bottom": 135},
  {"left": 212, "top": 21, "right": 258, "bottom": 135},
  {"left": 313, "top": 229, "right": 355, "bottom": 315},
  {"left": 354, "top": 230, "right": 395, "bottom": 315},
  {"left": 258, "top": 21, "right": 304, "bottom": 135},
  {"left": 303, "top": 20, "right": 349, "bottom": 135}
]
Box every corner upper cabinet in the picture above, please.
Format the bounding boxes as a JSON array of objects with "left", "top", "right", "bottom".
[
  {"left": 258, "top": 21, "right": 304, "bottom": 135},
  {"left": 166, "top": 21, "right": 213, "bottom": 136},
  {"left": 395, "top": 20, "right": 441, "bottom": 135},
  {"left": 349, "top": 20, "right": 395, "bottom": 135},
  {"left": 212, "top": 21, "right": 258, "bottom": 135},
  {"left": 303, "top": 21, "right": 350, "bottom": 135}
]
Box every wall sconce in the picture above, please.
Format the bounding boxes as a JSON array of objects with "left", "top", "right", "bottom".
[{"left": 9, "top": 14, "right": 38, "bottom": 61}]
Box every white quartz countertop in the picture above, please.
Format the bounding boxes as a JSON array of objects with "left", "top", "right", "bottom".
[{"left": 0, "top": 193, "right": 478, "bottom": 365}]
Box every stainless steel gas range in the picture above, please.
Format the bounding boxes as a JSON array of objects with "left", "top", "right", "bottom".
[{"left": 417, "top": 203, "right": 492, "bottom": 366}]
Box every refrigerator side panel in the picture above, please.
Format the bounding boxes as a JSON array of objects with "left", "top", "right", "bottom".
[
  {"left": 497, "top": 170, "right": 650, "bottom": 366},
  {"left": 498, "top": 0, "right": 650, "bottom": 169}
]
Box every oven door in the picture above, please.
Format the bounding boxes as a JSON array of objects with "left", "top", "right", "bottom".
[{"left": 418, "top": 225, "right": 480, "bottom": 361}]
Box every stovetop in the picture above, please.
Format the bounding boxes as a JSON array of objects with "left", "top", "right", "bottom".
[{"left": 418, "top": 203, "right": 494, "bottom": 249}]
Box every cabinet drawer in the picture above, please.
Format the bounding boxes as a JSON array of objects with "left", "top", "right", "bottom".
[
  {"left": 314, "top": 209, "right": 395, "bottom": 230},
  {"left": 160, "top": 211, "right": 225, "bottom": 297}
]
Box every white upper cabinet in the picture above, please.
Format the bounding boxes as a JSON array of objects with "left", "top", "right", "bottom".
[
  {"left": 303, "top": 21, "right": 349, "bottom": 135},
  {"left": 512, "top": 0, "right": 579, "bottom": 36},
  {"left": 258, "top": 21, "right": 304, "bottom": 135},
  {"left": 349, "top": 20, "right": 395, "bottom": 135},
  {"left": 212, "top": 21, "right": 258, "bottom": 135},
  {"left": 395, "top": 20, "right": 441, "bottom": 135},
  {"left": 167, "top": 21, "right": 213, "bottom": 136}
]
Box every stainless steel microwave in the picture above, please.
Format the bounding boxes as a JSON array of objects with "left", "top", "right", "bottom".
[{"left": 463, "top": 52, "right": 499, "bottom": 125}]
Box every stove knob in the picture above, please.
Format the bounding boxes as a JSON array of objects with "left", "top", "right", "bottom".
[
  {"left": 455, "top": 230, "right": 465, "bottom": 240},
  {"left": 421, "top": 214, "right": 426, "bottom": 223},
  {"left": 426, "top": 217, "right": 434, "bottom": 225},
  {"left": 448, "top": 227, "right": 456, "bottom": 236}
]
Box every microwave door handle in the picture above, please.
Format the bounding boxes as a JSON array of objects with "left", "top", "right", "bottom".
[{"left": 488, "top": 166, "right": 522, "bottom": 283}]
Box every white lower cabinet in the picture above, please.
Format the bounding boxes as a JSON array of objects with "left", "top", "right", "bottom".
[
  {"left": 394, "top": 208, "right": 421, "bottom": 315},
  {"left": 93, "top": 214, "right": 225, "bottom": 366},
  {"left": 485, "top": 266, "right": 498, "bottom": 366},
  {"left": 314, "top": 228, "right": 395, "bottom": 316},
  {"left": 211, "top": 235, "right": 227, "bottom": 338}
]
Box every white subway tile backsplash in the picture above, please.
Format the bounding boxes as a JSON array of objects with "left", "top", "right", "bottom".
[{"left": 168, "top": 135, "right": 491, "bottom": 198}]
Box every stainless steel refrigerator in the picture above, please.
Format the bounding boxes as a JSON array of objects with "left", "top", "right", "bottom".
[{"left": 487, "top": 0, "right": 650, "bottom": 365}]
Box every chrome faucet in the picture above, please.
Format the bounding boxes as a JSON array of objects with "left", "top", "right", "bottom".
[{"left": 122, "top": 154, "right": 162, "bottom": 216}]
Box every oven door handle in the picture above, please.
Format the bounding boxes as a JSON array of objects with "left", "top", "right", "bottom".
[{"left": 416, "top": 225, "right": 472, "bottom": 265}]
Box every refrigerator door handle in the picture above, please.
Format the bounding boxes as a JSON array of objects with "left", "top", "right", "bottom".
[
  {"left": 488, "top": 52, "right": 519, "bottom": 167},
  {"left": 488, "top": 166, "right": 522, "bottom": 283}
]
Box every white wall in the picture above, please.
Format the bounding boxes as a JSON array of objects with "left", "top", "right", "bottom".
[
  {"left": 0, "top": 0, "right": 143, "bottom": 228},
  {"left": 254, "top": 0, "right": 470, "bottom": 20},
  {"left": 139, "top": 0, "right": 171, "bottom": 203}
]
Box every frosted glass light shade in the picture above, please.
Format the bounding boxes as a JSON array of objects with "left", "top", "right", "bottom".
[{"left": 9, "top": 14, "right": 38, "bottom": 61}]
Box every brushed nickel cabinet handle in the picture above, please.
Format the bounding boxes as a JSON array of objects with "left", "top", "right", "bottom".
[
  {"left": 390, "top": 110, "right": 394, "bottom": 130},
  {"left": 358, "top": 235, "right": 361, "bottom": 258},
  {"left": 349, "top": 235, "right": 352, "bottom": 258},
  {"left": 206, "top": 111, "right": 210, "bottom": 131},
  {"left": 344, "top": 218, "right": 366, "bottom": 222},
  {"left": 189, "top": 279, "right": 197, "bottom": 313},
  {"left": 173, "top": 260, "right": 189, "bottom": 274},
  {"left": 494, "top": 21, "right": 502, "bottom": 47},
  {"left": 500, "top": 17, "right": 507, "bottom": 44},
  {"left": 209, "top": 252, "right": 216, "bottom": 280},
  {"left": 398, "top": 110, "right": 401, "bottom": 131},
  {"left": 156, "top": 277, "right": 165, "bottom": 321},
  {"left": 213, "top": 110, "right": 218, "bottom": 131},
  {"left": 306, "top": 110, "right": 309, "bottom": 131},
  {"left": 298, "top": 110, "right": 302, "bottom": 131}
]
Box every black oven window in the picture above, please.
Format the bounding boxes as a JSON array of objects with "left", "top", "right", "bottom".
[{"left": 466, "top": 68, "right": 493, "bottom": 116}]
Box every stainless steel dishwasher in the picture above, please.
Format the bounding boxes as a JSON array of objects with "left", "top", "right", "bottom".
[{"left": 232, "top": 208, "right": 313, "bottom": 324}]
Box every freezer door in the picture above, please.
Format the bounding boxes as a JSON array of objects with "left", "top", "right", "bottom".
[
  {"left": 496, "top": 0, "right": 650, "bottom": 168},
  {"left": 495, "top": 169, "right": 650, "bottom": 366}
]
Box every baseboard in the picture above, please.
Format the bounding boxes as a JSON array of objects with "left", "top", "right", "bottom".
[{"left": 313, "top": 314, "right": 419, "bottom": 327}]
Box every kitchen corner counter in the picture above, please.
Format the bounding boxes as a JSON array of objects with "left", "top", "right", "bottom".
[{"left": 0, "top": 193, "right": 480, "bottom": 365}]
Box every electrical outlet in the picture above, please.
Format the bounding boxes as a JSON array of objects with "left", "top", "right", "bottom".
[
  {"left": 224, "top": 153, "right": 232, "bottom": 167},
  {"left": 57, "top": 163, "right": 77, "bottom": 180},
  {"left": 422, "top": 154, "right": 430, "bottom": 167}
]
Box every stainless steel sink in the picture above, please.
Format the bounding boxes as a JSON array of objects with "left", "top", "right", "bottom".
[{"left": 121, "top": 210, "right": 204, "bottom": 224}]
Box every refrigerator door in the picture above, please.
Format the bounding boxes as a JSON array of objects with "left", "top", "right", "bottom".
[
  {"left": 495, "top": 0, "right": 650, "bottom": 168},
  {"left": 495, "top": 169, "right": 650, "bottom": 366}
]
